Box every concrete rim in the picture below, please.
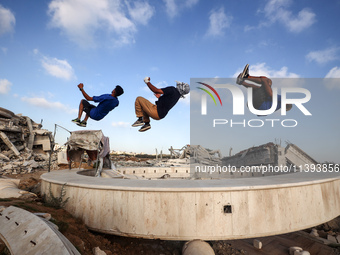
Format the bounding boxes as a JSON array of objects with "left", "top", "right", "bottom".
[{"left": 40, "top": 169, "right": 340, "bottom": 192}]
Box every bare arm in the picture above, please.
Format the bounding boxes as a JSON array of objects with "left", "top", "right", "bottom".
[
  {"left": 144, "top": 77, "right": 163, "bottom": 95},
  {"left": 78, "top": 83, "right": 93, "bottom": 101}
]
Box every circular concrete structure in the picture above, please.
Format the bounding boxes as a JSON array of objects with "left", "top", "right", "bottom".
[{"left": 40, "top": 168, "right": 340, "bottom": 240}]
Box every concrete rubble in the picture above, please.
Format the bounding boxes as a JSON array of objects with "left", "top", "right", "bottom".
[
  {"left": 171, "top": 144, "right": 221, "bottom": 165},
  {"left": 222, "top": 142, "right": 318, "bottom": 170},
  {"left": 111, "top": 145, "right": 220, "bottom": 168},
  {"left": 0, "top": 107, "right": 56, "bottom": 176}
]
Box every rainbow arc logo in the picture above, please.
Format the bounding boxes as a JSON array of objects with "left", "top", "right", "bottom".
[{"left": 197, "top": 82, "right": 222, "bottom": 106}]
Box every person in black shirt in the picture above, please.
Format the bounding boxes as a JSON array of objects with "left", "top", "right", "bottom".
[{"left": 132, "top": 77, "right": 190, "bottom": 132}]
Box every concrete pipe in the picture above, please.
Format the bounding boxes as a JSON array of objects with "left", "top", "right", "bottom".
[{"left": 182, "top": 240, "right": 215, "bottom": 255}]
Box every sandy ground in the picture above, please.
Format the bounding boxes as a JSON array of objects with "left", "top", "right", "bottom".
[{"left": 1, "top": 168, "right": 340, "bottom": 255}]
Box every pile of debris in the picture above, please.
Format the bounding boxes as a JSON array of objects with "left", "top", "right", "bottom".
[
  {"left": 0, "top": 107, "right": 56, "bottom": 175},
  {"left": 187, "top": 145, "right": 222, "bottom": 165}
]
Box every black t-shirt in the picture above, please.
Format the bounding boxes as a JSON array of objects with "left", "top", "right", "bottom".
[{"left": 156, "top": 86, "right": 181, "bottom": 119}]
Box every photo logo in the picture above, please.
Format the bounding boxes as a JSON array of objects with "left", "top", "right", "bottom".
[
  {"left": 198, "top": 83, "right": 311, "bottom": 116},
  {"left": 197, "top": 82, "right": 222, "bottom": 115},
  {"left": 196, "top": 80, "right": 312, "bottom": 128}
]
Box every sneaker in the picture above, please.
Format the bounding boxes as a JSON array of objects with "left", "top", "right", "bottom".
[
  {"left": 132, "top": 118, "right": 144, "bottom": 127},
  {"left": 72, "top": 118, "right": 81, "bottom": 124},
  {"left": 244, "top": 64, "right": 249, "bottom": 78},
  {"left": 77, "top": 121, "right": 87, "bottom": 127},
  {"left": 139, "top": 123, "right": 151, "bottom": 132},
  {"left": 236, "top": 73, "right": 243, "bottom": 85},
  {"left": 241, "top": 64, "right": 249, "bottom": 79}
]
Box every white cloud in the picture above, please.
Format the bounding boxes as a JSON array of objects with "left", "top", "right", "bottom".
[
  {"left": 306, "top": 46, "right": 340, "bottom": 64},
  {"left": 163, "top": 0, "right": 177, "bottom": 18},
  {"left": 286, "top": 8, "right": 316, "bottom": 33},
  {"left": 34, "top": 49, "right": 75, "bottom": 80},
  {"left": 234, "top": 63, "right": 302, "bottom": 88},
  {"left": 126, "top": 1, "right": 154, "bottom": 25},
  {"left": 0, "top": 79, "right": 12, "bottom": 94},
  {"left": 0, "top": 5, "right": 15, "bottom": 36},
  {"left": 21, "top": 96, "right": 77, "bottom": 114},
  {"left": 163, "top": 0, "right": 198, "bottom": 19},
  {"left": 257, "top": 0, "right": 316, "bottom": 33},
  {"left": 180, "top": 93, "right": 190, "bottom": 105},
  {"left": 41, "top": 56, "right": 76, "bottom": 80},
  {"left": 48, "top": 0, "right": 154, "bottom": 48},
  {"left": 324, "top": 67, "right": 340, "bottom": 90},
  {"left": 206, "top": 7, "right": 232, "bottom": 37},
  {"left": 234, "top": 63, "right": 299, "bottom": 78},
  {"left": 111, "top": 121, "right": 130, "bottom": 127},
  {"left": 185, "top": 0, "right": 199, "bottom": 8},
  {"left": 325, "top": 67, "right": 340, "bottom": 78}
]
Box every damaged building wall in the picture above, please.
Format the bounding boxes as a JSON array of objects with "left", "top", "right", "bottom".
[
  {"left": 222, "top": 142, "right": 319, "bottom": 170},
  {"left": 221, "top": 142, "right": 277, "bottom": 168},
  {"left": 0, "top": 107, "right": 57, "bottom": 175}
]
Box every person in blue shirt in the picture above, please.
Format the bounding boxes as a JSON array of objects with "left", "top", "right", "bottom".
[
  {"left": 131, "top": 77, "right": 190, "bottom": 132},
  {"left": 72, "top": 83, "right": 124, "bottom": 127},
  {"left": 236, "top": 64, "right": 292, "bottom": 113}
]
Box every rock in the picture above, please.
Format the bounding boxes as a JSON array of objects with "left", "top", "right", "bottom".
[
  {"left": 289, "top": 247, "right": 302, "bottom": 255},
  {"left": 309, "top": 228, "right": 319, "bottom": 237},
  {"left": 253, "top": 239, "right": 262, "bottom": 249},
  {"left": 93, "top": 247, "right": 107, "bottom": 255},
  {"left": 327, "top": 234, "right": 338, "bottom": 243},
  {"left": 336, "top": 235, "right": 340, "bottom": 243}
]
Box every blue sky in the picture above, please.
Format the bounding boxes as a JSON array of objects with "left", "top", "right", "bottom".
[{"left": 0, "top": 0, "right": 339, "bottom": 156}]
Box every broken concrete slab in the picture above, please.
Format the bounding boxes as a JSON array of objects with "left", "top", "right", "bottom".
[
  {"left": 0, "top": 131, "right": 20, "bottom": 156},
  {"left": 0, "top": 153, "right": 9, "bottom": 161},
  {"left": 0, "top": 206, "right": 80, "bottom": 255},
  {"left": 0, "top": 107, "right": 14, "bottom": 119}
]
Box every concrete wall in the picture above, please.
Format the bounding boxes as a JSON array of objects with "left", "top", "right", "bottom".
[
  {"left": 41, "top": 170, "right": 340, "bottom": 240},
  {"left": 222, "top": 143, "right": 319, "bottom": 173},
  {"left": 222, "top": 143, "right": 276, "bottom": 168}
]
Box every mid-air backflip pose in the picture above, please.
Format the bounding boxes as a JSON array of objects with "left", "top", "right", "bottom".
[
  {"left": 72, "top": 83, "right": 124, "bottom": 127},
  {"left": 236, "top": 64, "right": 292, "bottom": 113},
  {"left": 132, "top": 77, "right": 190, "bottom": 132}
]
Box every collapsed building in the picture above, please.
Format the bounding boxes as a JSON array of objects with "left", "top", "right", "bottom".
[
  {"left": 0, "top": 107, "right": 56, "bottom": 175},
  {"left": 222, "top": 142, "right": 318, "bottom": 170},
  {"left": 169, "top": 144, "right": 222, "bottom": 165}
]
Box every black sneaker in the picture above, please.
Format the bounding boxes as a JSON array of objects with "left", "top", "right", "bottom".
[
  {"left": 132, "top": 118, "right": 144, "bottom": 127},
  {"left": 77, "top": 121, "right": 87, "bottom": 127},
  {"left": 241, "top": 64, "right": 249, "bottom": 79},
  {"left": 72, "top": 118, "right": 81, "bottom": 124},
  {"left": 139, "top": 123, "right": 151, "bottom": 132},
  {"left": 245, "top": 64, "right": 249, "bottom": 78}
]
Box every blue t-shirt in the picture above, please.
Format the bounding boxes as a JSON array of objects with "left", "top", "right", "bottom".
[
  {"left": 258, "top": 94, "right": 282, "bottom": 112},
  {"left": 156, "top": 87, "right": 181, "bottom": 119},
  {"left": 90, "top": 94, "right": 119, "bottom": 121}
]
